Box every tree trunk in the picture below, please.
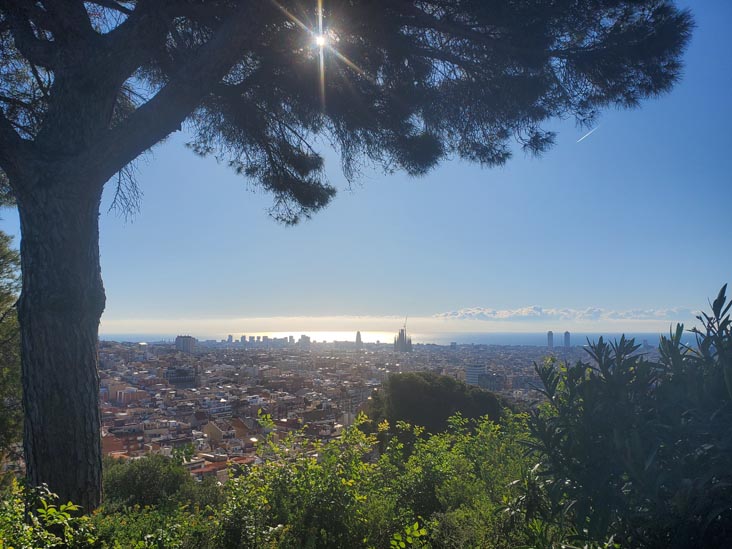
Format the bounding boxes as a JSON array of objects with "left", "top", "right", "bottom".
[{"left": 17, "top": 180, "right": 105, "bottom": 511}]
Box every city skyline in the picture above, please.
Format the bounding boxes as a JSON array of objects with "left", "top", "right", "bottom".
[{"left": 1, "top": 1, "right": 729, "bottom": 338}]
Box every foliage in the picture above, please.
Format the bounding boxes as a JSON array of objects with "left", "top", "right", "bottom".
[
  {"left": 1, "top": 412, "right": 533, "bottom": 548},
  {"left": 390, "top": 521, "right": 428, "bottom": 549},
  {"left": 216, "top": 415, "right": 384, "bottom": 549},
  {"left": 378, "top": 413, "right": 533, "bottom": 548},
  {"left": 92, "top": 505, "right": 213, "bottom": 549},
  {"left": 214, "top": 411, "right": 534, "bottom": 549},
  {"left": 102, "top": 454, "right": 222, "bottom": 512},
  {"left": 367, "top": 371, "right": 504, "bottom": 434},
  {"left": 0, "top": 230, "right": 20, "bottom": 485},
  {"left": 170, "top": 444, "right": 195, "bottom": 466},
  {"left": 0, "top": 1, "right": 693, "bottom": 221},
  {"left": 0, "top": 479, "right": 212, "bottom": 549},
  {"left": 526, "top": 285, "right": 732, "bottom": 548},
  {"left": 0, "top": 480, "right": 97, "bottom": 548}
]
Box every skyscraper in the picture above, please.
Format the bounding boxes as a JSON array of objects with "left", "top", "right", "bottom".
[
  {"left": 564, "top": 331, "right": 571, "bottom": 348},
  {"left": 547, "top": 331, "right": 554, "bottom": 349},
  {"left": 175, "top": 335, "right": 196, "bottom": 354},
  {"left": 355, "top": 331, "right": 363, "bottom": 349},
  {"left": 394, "top": 328, "right": 413, "bottom": 352},
  {"left": 464, "top": 365, "right": 485, "bottom": 386}
]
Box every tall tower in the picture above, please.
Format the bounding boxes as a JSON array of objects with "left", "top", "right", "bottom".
[
  {"left": 464, "top": 365, "right": 485, "bottom": 386},
  {"left": 394, "top": 321, "right": 412, "bottom": 352},
  {"left": 175, "top": 335, "right": 196, "bottom": 354},
  {"left": 564, "top": 331, "right": 570, "bottom": 348},
  {"left": 355, "top": 331, "right": 363, "bottom": 349},
  {"left": 547, "top": 331, "right": 554, "bottom": 349}
]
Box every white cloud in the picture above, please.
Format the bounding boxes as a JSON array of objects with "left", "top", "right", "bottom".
[{"left": 434, "top": 306, "right": 697, "bottom": 323}]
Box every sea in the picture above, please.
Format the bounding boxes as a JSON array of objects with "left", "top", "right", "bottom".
[{"left": 99, "top": 331, "right": 698, "bottom": 347}]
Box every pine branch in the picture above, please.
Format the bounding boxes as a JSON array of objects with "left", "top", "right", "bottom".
[
  {"left": 1, "top": 5, "right": 58, "bottom": 68},
  {"left": 89, "top": 2, "right": 265, "bottom": 182},
  {"left": 85, "top": 0, "right": 133, "bottom": 16},
  {"left": 0, "top": 108, "right": 27, "bottom": 178},
  {"left": 38, "top": 0, "right": 95, "bottom": 43}
]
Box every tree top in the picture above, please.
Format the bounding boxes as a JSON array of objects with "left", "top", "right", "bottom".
[{"left": 0, "top": 1, "right": 693, "bottom": 221}]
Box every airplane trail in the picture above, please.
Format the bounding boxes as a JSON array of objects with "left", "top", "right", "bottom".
[{"left": 576, "top": 126, "right": 600, "bottom": 143}]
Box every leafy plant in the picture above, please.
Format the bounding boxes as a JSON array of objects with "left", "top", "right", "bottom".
[
  {"left": 103, "top": 454, "right": 198, "bottom": 511},
  {"left": 390, "top": 521, "right": 428, "bottom": 548},
  {"left": 367, "top": 371, "right": 504, "bottom": 434},
  {"left": 0, "top": 480, "right": 97, "bottom": 548},
  {"left": 526, "top": 285, "right": 732, "bottom": 548}
]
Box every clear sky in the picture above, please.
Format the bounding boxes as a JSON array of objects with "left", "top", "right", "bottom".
[{"left": 1, "top": 1, "right": 730, "bottom": 340}]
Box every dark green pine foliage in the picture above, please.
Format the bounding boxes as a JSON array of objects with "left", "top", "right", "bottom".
[{"left": 1, "top": 1, "right": 693, "bottom": 222}]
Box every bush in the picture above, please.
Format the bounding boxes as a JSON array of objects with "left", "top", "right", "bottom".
[
  {"left": 527, "top": 285, "right": 732, "bottom": 548},
  {"left": 103, "top": 455, "right": 197, "bottom": 510},
  {"left": 92, "top": 505, "right": 215, "bottom": 549},
  {"left": 0, "top": 480, "right": 97, "bottom": 548},
  {"left": 212, "top": 411, "right": 535, "bottom": 549},
  {"left": 216, "top": 417, "right": 385, "bottom": 549},
  {"left": 368, "top": 371, "right": 503, "bottom": 433}
]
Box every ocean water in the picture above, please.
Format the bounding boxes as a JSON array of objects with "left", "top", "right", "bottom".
[
  {"left": 411, "top": 331, "right": 695, "bottom": 347},
  {"left": 100, "top": 330, "right": 698, "bottom": 347}
]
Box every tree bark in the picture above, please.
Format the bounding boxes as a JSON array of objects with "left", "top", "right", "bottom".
[{"left": 16, "top": 179, "right": 105, "bottom": 511}]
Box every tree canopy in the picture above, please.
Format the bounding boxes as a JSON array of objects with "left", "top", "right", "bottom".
[
  {"left": 368, "top": 371, "right": 503, "bottom": 433},
  {"left": 0, "top": 0, "right": 692, "bottom": 220}
]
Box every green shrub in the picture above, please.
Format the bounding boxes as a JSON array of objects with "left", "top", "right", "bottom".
[
  {"left": 92, "top": 505, "right": 215, "bottom": 549},
  {"left": 368, "top": 371, "right": 504, "bottom": 434},
  {"left": 103, "top": 455, "right": 198, "bottom": 510},
  {"left": 527, "top": 285, "right": 732, "bottom": 548},
  {"left": 0, "top": 480, "right": 97, "bottom": 548},
  {"left": 216, "top": 417, "right": 384, "bottom": 549}
]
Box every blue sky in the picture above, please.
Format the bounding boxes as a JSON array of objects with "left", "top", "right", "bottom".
[{"left": 2, "top": 1, "right": 731, "bottom": 339}]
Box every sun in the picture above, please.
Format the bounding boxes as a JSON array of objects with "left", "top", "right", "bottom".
[{"left": 269, "top": 0, "right": 369, "bottom": 110}]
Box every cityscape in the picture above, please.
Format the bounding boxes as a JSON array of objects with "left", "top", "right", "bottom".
[{"left": 96, "top": 324, "right": 658, "bottom": 482}]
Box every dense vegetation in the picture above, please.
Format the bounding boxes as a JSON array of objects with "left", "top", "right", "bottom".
[
  {"left": 527, "top": 286, "right": 732, "bottom": 547},
  {"left": 367, "top": 371, "right": 504, "bottom": 433},
  {"left": 1, "top": 285, "right": 731, "bottom": 548},
  {"left": 0, "top": 230, "right": 21, "bottom": 488},
  {"left": 1, "top": 413, "right": 533, "bottom": 549}
]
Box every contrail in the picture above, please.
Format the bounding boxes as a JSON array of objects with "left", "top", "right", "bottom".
[{"left": 576, "top": 126, "right": 600, "bottom": 143}]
